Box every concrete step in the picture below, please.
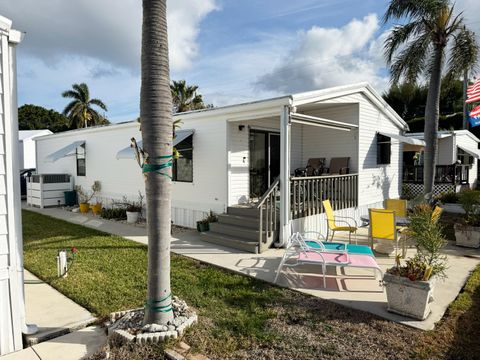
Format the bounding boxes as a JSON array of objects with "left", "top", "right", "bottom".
[
  {"left": 217, "top": 213, "right": 259, "bottom": 229},
  {"left": 200, "top": 232, "right": 259, "bottom": 253},
  {"left": 209, "top": 222, "right": 260, "bottom": 241},
  {"left": 227, "top": 206, "right": 260, "bottom": 218}
]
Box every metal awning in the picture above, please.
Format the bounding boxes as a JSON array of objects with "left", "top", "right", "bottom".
[
  {"left": 45, "top": 140, "right": 85, "bottom": 162},
  {"left": 290, "top": 112, "right": 358, "bottom": 131},
  {"left": 379, "top": 132, "right": 425, "bottom": 146},
  {"left": 458, "top": 145, "right": 480, "bottom": 159},
  {"left": 116, "top": 129, "right": 194, "bottom": 160}
]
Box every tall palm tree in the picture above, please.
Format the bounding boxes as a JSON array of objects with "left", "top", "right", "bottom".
[
  {"left": 384, "top": 0, "right": 478, "bottom": 197},
  {"left": 141, "top": 0, "right": 174, "bottom": 325},
  {"left": 170, "top": 80, "right": 206, "bottom": 113},
  {"left": 62, "top": 83, "right": 108, "bottom": 129}
]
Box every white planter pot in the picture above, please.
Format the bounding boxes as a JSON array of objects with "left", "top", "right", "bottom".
[
  {"left": 441, "top": 203, "right": 465, "bottom": 214},
  {"left": 454, "top": 224, "right": 480, "bottom": 248},
  {"left": 126, "top": 211, "right": 139, "bottom": 224},
  {"left": 383, "top": 272, "right": 435, "bottom": 320}
]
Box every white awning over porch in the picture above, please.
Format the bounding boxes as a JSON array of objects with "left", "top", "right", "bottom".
[
  {"left": 45, "top": 140, "right": 85, "bottom": 163},
  {"left": 457, "top": 145, "right": 480, "bottom": 159},
  {"left": 116, "top": 129, "right": 194, "bottom": 160}
]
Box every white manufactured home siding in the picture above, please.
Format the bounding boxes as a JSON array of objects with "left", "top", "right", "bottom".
[
  {"left": 36, "top": 117, "right": 228, "bottom": 228},
  {"left": 456, "top": 134, "right": 479, "bottom": 188},
  {"left": 0, "top": 23, "right": 23, "bottom": 356},
  {"left": 437, "top": 135, "right": 456, "bottom": 165},
  {"left": 347, "top": 93, "right": 402, "bottom": 206}
]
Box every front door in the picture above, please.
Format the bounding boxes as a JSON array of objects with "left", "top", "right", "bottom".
[{"left": 249, "top": 130, "right": 280, "bottom": 198}]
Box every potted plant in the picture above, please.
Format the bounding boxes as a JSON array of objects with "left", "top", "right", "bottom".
[
  {"left": 454, "top": 189, "right": 480, "bottom": 248},
  {"left": 76, "top": 181, "right": 101, "bottom": 214},
  {"left": 196, "top": 211, "right": 218, "bottom": 232},
  {"left": 125, "top": 193, "right": 144, "bottom": 224},
  {"left": 435, "top": 191, "right": 463, "bottom": 214},
  {"left": 383, "top": 204, "right": 448, "bottom": 320}
]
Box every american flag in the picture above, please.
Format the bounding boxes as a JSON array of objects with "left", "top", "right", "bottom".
[
  {"left": 470, "top": 104, "right": 480, "bottom": 118},
  {"left": 466, "top": 78, "right": 480, "bottom": 104}
]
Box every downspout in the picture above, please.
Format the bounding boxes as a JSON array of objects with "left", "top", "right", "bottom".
[{"left": 275, "top": 100, "right": 293, "bottom": 247}]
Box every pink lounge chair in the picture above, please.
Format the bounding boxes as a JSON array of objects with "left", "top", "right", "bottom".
[{"left": 274, "top": 233, "right": 383, "bottom": 288}]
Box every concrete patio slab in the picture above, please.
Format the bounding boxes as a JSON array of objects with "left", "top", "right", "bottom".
[
  {"left": 1, "top": 347, "right": 39, "bottom": 360},
  {"left": 23, "top": 204, "right": 480, "bottom": 331},
  {"left": 24, "top": 270, "right": 97, "bottom": 345}
]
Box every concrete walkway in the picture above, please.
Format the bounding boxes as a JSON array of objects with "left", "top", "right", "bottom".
[
  {"left": 23, "top": 204, "right": 480, "bottom": 331},
  {"left": 2, "top": 270, "right": 106, "bottom": 359}
]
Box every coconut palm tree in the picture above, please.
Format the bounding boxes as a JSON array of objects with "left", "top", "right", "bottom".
[
  {"left": 141, "top": 0, "right": 174, "bottom": 325},
  {"left": 62, "top": 83, "right": 108, "bottom": 129},
  {"left": 170, "top": 80, "right": 206, "bottom": 113},
  {"left": 384, "top": 0, "right": 478, "bottom": 197}
]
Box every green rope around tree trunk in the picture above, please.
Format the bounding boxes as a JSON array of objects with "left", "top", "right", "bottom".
[
  {"left": 142, "top": 155, "right": 173, "bottom": 179},
  {"left": 145, "top": 293, "right": 173, "bottom": 313}
]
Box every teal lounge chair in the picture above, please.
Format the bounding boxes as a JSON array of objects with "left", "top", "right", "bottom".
[{"left": 299, "top": 232, "right": 375, "bottom": 257}]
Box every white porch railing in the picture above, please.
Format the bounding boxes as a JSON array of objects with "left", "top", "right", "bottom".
[{"left": 290, "top": 174, "right": 358, "bottom": 219}]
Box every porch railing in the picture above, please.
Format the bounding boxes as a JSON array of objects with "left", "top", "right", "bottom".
[
  {"left": 290, "top": 174, "right": 358, "bottom": 220},
  {"left": 402, "top": 165, "right": 469, "bottom": 185},
  {"left": 256, "top": 177, "right": 280, "bottom": 252}
]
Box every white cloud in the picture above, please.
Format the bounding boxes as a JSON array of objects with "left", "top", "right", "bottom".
[
  {"left": 256, "top": 14, "right": 389, "bottom": 94},
  {"left": 3, "top": 0, "right": 217, "bottom": 72}
]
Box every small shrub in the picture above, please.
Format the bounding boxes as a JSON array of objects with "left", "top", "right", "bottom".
[
  {"left": 436, "top": 191, "right": 459, "bottom": 204},
  {"left": 100, "top": 207, "right": 127, "bottom": 220},
  {"left": 458, "top": 189, "right": 480, "bottom": 225}
]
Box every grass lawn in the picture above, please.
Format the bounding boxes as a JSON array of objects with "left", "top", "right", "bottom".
[{"left": 23, "top": 210, "right": 480, "bottom": 359}]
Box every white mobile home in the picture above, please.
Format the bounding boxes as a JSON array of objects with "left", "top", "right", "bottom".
[
  {"left": 403, "top": 130, "right": 480, "bottom": 197},
  {"left": 0, "top": 16, "right": 26, "bottom": 356},
  {"left": 35, "top": 83, "right": 411, "bottom": 253}
]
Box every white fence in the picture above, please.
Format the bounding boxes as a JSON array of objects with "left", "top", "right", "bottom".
[{"left": 26, "top": 174, "right": 73, "bottom": 208}]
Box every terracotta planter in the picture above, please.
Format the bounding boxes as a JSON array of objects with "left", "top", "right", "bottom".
[
  {"left": 126, "top": 211, "right": 139, "bottom": 224},
  {"left": 79, "top": 203, "right": 90, "bottom": 214},
  {"left": 454, "top": 223, "right": 480, "bottom": 248},
  {"left": 91, "top": 203, "right": 102, "bottom": 215},
  {"left": 383, "top": 272, "right": 435, "bottom": 320}
]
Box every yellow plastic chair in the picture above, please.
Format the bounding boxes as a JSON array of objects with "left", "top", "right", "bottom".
[
  {"left": 369, "top": 208, "right": 404, "bottom": 257},
  {"left": 432, "top": 206, "right": 443, "bottom": 223},
  {"left": 322, "top": 199, "right": 357, "bottom": 244},
  {"left": 385, "top": 198, "right": 408, "bottom": 233},
  {"left": 385, "top": 199, "right": 408, "bottom": 217}
]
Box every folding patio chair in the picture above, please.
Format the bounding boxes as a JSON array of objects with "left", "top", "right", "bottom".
[
  {"left": 323, "top": 199, "right": 357, "bottom": 243},
  {"left": 274, "top": 233, "right": 383, "bottom": 288},
  {"left": 385, "top": 198, "right": 408, "bottom": 233},
  {"left": 294, "top": 158, "right": 326, "bottom": 177},
  {"left": 369, "top": 208, "right": 404, "bottom": 257},
  {"left": 325, "top": 157, "right": 350, "bottom": 175}
]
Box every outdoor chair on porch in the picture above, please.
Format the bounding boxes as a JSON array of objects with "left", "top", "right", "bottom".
[
  {"left": 274, "top": 233, "right": 383, "bottom": 288},
  {"left": 324, "top": 157, "right": 350, "bottom": 175},
  {"left": 322, "top": 199, "right": 358, "bottom": 243},
  {"left": 294, "top": 158, "right": 325, "bottom": 177},
  {"left": 385, "top": 198, "right": 408, "bottom": 234}
]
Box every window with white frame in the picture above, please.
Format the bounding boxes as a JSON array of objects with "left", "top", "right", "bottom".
[{"left": 173, "top": 135, "right": 193, "bottom": 182}]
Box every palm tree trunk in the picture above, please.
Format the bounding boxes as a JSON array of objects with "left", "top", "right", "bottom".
[
  {"left": 423, "top": 45, "right": 444, "bottom": 198},
  {"left": 141, "top": 0, "right": 174, "bottom": 325}
]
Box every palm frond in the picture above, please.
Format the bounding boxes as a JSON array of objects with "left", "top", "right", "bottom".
[
  {"left": 384, "top": 0, "right": 449, "bottom": 23},
  {"left": 89, "top": 98, "right": 108, "bottom": 111},
  {"left": 446, "top": 27, "right": 479, "bottom": 78},
  {"left": 384, "top": 21, "right": 426, "bottom": 64},
  {"left": 390, "top": 33, "right": 432, "bottom": 84},
  {"left": 61, "top": 90, "right": 81, "bottom": 100},
  {"left": 62, "top": 99, "right": 79, "bottom": 116}
]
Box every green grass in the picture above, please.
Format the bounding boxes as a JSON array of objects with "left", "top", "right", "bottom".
[{"left": 22, "top": 209, "right": 480, "bottom": 359}]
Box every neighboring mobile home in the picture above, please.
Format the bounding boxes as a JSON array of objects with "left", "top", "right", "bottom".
[
  {"left": 35, "top": 83, "right": 411, "bottom": 253},
  {"left": 0, "top": 15, "right": 26, "bottom": 356},
  {"left": 18, "top": 129, "right": 52, "bottom": 170},
  {"left": 403, "top": 130, "right": 480, "bottom": 197}
]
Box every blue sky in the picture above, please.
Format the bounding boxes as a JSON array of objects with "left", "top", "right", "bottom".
[{"left": 2, "top": 0, "right": 479, "bottom": 123}]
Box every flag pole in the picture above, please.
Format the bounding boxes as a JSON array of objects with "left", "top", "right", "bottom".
[{"left": 463, "top": 69, "right": 468, "bottom": 130}]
